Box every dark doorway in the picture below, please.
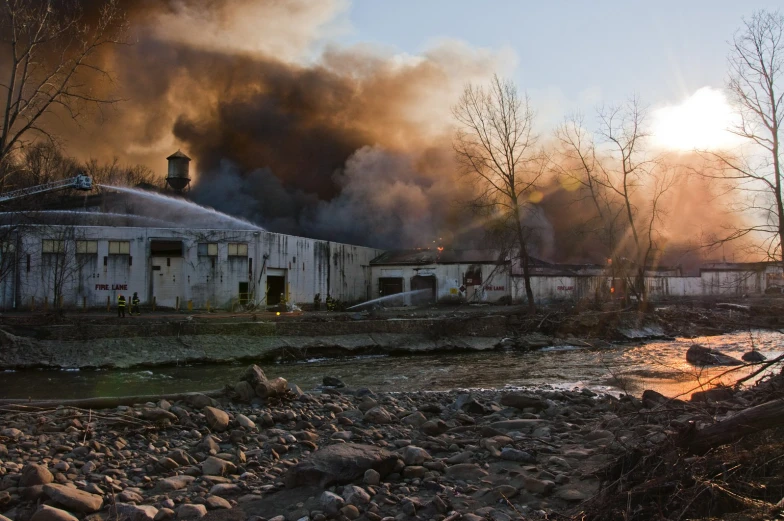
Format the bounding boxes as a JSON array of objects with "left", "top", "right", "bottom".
[
  {"left": 238, "top": 282, "right": 249, "bottom": 305},
  {"left": 267, "top": 276, "right": 285, "bottom": 305},
  {"left": 379, "top": 277, "right": 403, "bottom": 296},
  {"left": 411, "top": 275, "right": 436, "bottom": 304}
]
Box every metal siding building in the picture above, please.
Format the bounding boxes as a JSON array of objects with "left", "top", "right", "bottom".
[{"left": 0, "top": 225, "right": 381, "bottom": 310}]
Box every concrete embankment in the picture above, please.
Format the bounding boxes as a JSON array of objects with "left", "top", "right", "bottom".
[{"left": 0, "top": 315, "right": 531, "bottom": 369}]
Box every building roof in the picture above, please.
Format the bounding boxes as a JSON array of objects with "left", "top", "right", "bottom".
[
  {"left": 370, "top": 248, "right": 506, "bottom": 265},
  {"left": 701, "top": 261, "right": 777, "bottom": 272},
  {"left": 166, "top": 150, "right": 191, "bottom": 161}
]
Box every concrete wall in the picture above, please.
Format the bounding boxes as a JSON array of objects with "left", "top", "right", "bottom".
[{"left": 0, "top": 226, "right": 382, "bottom": 310}]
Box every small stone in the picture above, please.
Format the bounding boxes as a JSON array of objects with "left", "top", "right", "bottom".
[
  {"left": 201, "top": 456, "right": 236, "bottom": 476},
  {"left": 445, "top": 464, "right": 488, "bottom": 481},
  {"left": 500, "top": 448, "right": 535, "bottom": 463},
  {"left": 364, "top": 469, "right": 381, "bottom": 486},
  {"left": 342, "top": 485, "right": 371, "bottom": 506},
  {"left": 43, "top": 484, "right": 103, "bottom": 513},
  {"left": 236, "top": 414, "right": 256, "bottom": 429},
  {"left": 340, "top": 505, "right": 360, "bottom": 520},
  {"left": 401, "top": 446, "right": 431, "bottom": 466},
  {"left": 363, "top": 406, "right": 394, "bottom": 424},
  {"left": 205, "top": 496, "right": 232, "bottom": 510},
  {"left": 320, "top": 491, "right": 345, "bottom": 515}
]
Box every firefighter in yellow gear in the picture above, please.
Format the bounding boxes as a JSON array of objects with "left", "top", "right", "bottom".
[{"left": 117, "top": 294, "right": 126, "bottom": 318}]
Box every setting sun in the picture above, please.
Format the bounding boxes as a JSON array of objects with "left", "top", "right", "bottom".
[{"left": 651, "top": 87, "right": 741, "bottom": 151}]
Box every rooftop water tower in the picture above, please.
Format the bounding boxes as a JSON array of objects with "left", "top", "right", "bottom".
[{"left": 166, "top": 150, "right": 191, "bottom": 192}]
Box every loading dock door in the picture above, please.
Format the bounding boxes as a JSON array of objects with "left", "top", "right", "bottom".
[
  {"left": 379, "top": 277, "right": 403, "bottom": 296},
  {"left": 411, "top": 275, "right": 436, "bottom": 304},
  {"left": 150, "top": 240, "right": 184, "bottom": 308},
  {"left": 267, "top": 276, "right": 285, "bottom": 305}
]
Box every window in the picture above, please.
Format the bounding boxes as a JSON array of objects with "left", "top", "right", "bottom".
[
  {"left": 42, "top": 240, "right": 65, "bottom": 253},
  {"left": 76, "top": 240, "right": 98, "bottom": 254},
  {"left": 198, "top": 243, "right": 218, "bottom": 256},
  {"left": 108, "top": 241, "right": 130, "bottom": 255},
  {"left": 228, "top": 243, "right": 248, "bottom": 256},
  {"left": 0, "top": 242, "right": 15, "bottom": 254}
]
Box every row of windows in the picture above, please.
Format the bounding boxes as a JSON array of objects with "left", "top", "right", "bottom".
[
  {"left": 40, "top": 240, "right": 248, "bottom": 257},
  {"left": 198, "top": 242, "right": 248, "bottom": 257}
]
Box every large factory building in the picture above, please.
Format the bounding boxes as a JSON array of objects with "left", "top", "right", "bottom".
[
  {"left": 0, "top": 151, "right": 381, "bottom": 311},
  {"left": 0, "top": 225, "right": 380, "bottom": 311}
]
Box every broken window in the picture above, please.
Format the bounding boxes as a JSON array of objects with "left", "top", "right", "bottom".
[{"left": 198, "top": 243, "right": 218, "bottom": 256}]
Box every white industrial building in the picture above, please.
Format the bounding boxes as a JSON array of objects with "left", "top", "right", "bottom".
[{"left": 0, "top": 225, "right": 381, "bottom": 310}]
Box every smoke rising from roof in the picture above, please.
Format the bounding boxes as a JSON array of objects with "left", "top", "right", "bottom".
[{"left": 53, "top": 0, "right": 747, "bottom": 267}]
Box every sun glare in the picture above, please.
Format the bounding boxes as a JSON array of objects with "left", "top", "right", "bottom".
[{"left": 651, "top": 87, "right": 741, "bottom": 151}]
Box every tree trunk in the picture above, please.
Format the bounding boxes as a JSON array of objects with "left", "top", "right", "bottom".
[
  {"left": 680, "top": 398, "right": 784, "bottom": 455},
  {"left": 513, "top": 204, "right": 536, "bottom": 313}
]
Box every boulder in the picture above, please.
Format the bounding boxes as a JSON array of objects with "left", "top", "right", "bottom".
[
  {"left": 691, "top": 387, "right": 735, "bottom": 403},
  {"left": 203, "top": 407, "right": 230, "bottom": 431},
  {"left": 686, "top": 344, "right": 742, "bottom": 366},
  {"left": 233, "top": 381, "right": 256, "bottom": 403},
  {"left": 241, "top": 365, "right": 268, "bottom": 387},
  {"left": 284, "top": 443, "right": 399, "bottom": 488},
  {"left": 742, "top": 350, "right": 767, "bottom": 362},
  {"left": 20, "top": 464, "right": 54, "bottom": 487},
  {"left": 43, "top": 484, "right": 103, "bottom": 513},
  {"left": 323, "top": 376, "right": 345, "bottom": 388},
  {"left": 499, "top": 393, "right": 547, "bottom": 411}
]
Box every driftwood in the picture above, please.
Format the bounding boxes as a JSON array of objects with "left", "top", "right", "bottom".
[
  {"left": 681, "top": 398, "right": 784, "bottom": 454},
  {"left": 0, "top": 389, "right": 224, "bottom": 411}
]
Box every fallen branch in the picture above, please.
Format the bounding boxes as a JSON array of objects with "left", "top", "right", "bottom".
[{"left": 680, "top": 398, "right": 784, "bottom": 455}]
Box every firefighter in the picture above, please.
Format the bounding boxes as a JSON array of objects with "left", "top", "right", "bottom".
[
  {"left": 117, "top": 294, "right": 126, "bottom": 318},
  {"left": 131, "top": 292, "right": 140, "bottom": 316},
  {"left": 326, "top": 294, "right": 334, "bottom": 311},
  {"left": 313, "top": 293, "right": 321, "bottom": 311}
]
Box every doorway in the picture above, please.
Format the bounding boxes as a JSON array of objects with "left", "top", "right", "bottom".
[
  {"left": 411, "top": 275, "right": 436, "bottom": 304},
  {"left": 379, "top": 277, "right": 403, "bottom": 296},
  {"left": 267, "top": 276, "right": 285, "bottom": 305},
  {"left": 238, "top": 282, "right": 249, "bottom": 305}
]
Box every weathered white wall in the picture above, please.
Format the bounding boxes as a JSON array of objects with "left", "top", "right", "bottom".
[
  {"left": 1, "top": 226, "right": 381, "bottom": 310},
  {"left": 370, "top": 263, "right": 510, "bottom": 305}
]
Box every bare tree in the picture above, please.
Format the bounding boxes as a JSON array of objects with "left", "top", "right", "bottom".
[
  {"left": 453, "top": 75, "right": 544, "bottom": 311},
  {"left": 698, "top": 10, "right": 784, "bottom": 264},
  {"left": 595, "top": 99, "right": 676, "bottom": 304},
  {"left": 0, "top": 0, "right": 128, "bottom": 185}
]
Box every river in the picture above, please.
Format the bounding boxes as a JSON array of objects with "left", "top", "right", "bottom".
[{"left": 1, "top": 331, "right": 781, "bottom": 400}]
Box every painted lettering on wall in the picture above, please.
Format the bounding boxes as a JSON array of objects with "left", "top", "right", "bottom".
[
  {"left": 95, "top": 284, "right": 128, "bottom": 291},
  {"left": 485, "top": 285, "right": 505, "bottom": 291},
  {"left": 557, "top": 285, "right": 574, "bottom": 291}
]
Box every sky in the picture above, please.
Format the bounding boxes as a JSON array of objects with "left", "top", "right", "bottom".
[{"left": 336, "top": 1, "right": 782, "bottom": 147}]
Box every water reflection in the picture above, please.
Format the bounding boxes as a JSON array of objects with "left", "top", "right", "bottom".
[{"left": 0, "top": 331, "right": 781, "bottom": 400}]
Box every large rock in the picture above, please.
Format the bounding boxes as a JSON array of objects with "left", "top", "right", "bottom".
[
  {"left": 255, "top": 377, "right": 288, "bottom": 399},
  {"left": 233, "top": 381, "right": 256, "bottom": 403},
  {"left": 284, "top": 443, "right": 399, "bottom": 488},
  {"left": 499, "top": 393, "right": 547, "bottom": 411},
  {"left": 241, "top": 365, "right": 268, "bottom": 387},
  {"left": 686, "top": 344, "right": 742, "bottom": 366},
  {"left": 203, "top": 407, "right": 230, "bottom": 432},
  {"left": 43, "top": 484, "right": 103, "bottom": 513},
  {"left": 742, "top": 350, "right": 767, "bottom": 362},
  {"left": 30, "top": 506, "right": 79, "bottom": 521},
  {"left": 20, "top": 464, "right": 54, "bottom": 487}
]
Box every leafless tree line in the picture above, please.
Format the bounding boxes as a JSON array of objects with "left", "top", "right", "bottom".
[{"left": 453, "top": 9, "right": 782, "bottom": 311}]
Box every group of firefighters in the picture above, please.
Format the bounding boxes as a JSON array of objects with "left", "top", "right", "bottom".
[
  {"left": 116, "top": 292, "right": 141, "bottom": 317},
  {"left": 313, "top": 293, "right": 338, "bottom": 311}
]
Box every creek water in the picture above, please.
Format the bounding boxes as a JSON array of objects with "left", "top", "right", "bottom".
[{"left": 1, "top": 331, "right": 781, "bottom": 400}]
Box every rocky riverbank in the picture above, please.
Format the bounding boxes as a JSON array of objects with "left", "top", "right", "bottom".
[{"left": 5, "top": 363, "right": 783, "bottom": 521}]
